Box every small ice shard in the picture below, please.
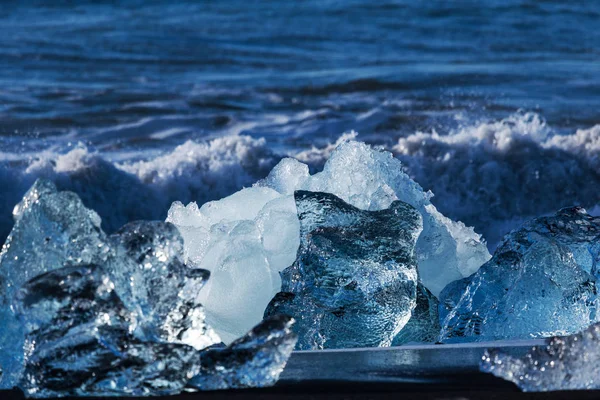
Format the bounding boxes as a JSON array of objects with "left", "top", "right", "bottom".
[
  {"left": 168, "top": 140, "right": 488, "bottom": 341},
  {"left": 440, "top": 207, "right": 600, "bottom": 342},
  {"left": 392, "top": 283, "right": 441, "bottom": 345},
  {"left": 108, "top": 221, "right": 221, "bottom": 350},
  {"left": 481, "top": 322, "right": 600, "bottom": 391},
  {"left": 16, "top": 265, "right": 202, "bottom": 398},
  {"left": 0, "top": 179, "right": 111, "bottom": 389},
  {"left": 189, "top": 315, "right": 297, "bottom": 390},
  {"left": 265, "top": 190, "right": 422, "bottom": 349}
]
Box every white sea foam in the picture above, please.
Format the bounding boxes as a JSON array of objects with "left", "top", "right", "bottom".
[
  {"left": 545, "top": 124, "right": 600, "bottom": 170},
  {"left": 0, "top": 135, "right": 279, "bottom": 241},
  {"left": 120, "top": 136, "right": 276, "bottom": 197},
  {"left": 0, "top": 111, "right": 599, "bottom": 288},
  {"left": 394, "top": 112, "right": 600, "bottom": 248}
]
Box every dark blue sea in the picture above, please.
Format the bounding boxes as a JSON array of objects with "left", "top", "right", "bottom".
[{"left": 1, "top": 0, "right": 599, "bottom": 247}]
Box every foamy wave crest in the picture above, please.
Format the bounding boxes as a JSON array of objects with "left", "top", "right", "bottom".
[
  {"left": 119, "top": 136, "right": 277, "bottom": 201},
  {"left": 545, "top": 124, "right": 600, "bottom": 171},
  {"left": 393, "top": 112, "right": 600, "bottom": 248},
  {"left": 0, "top": 136, "right": 278, "bottom": 241},
  {"left": 2, "top": 112, "right": 599, "bottom": 250}
]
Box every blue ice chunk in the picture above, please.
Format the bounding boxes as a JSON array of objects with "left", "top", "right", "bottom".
[
  {"left": 1, "top": 180, "right": 295, "bottom": 395},
  {"left": 108, "top": 221, "right": 221, "bottom": 350},
  {"left": 0, "top": 179, "right": 110, "bottom": 389},
  {"left": 392, "top": 283, "right": 440, "bottom": 345},
  {"left": 265, "top": 190, "right": 422, "bottom": 349},
  {"left": 3, "top": 180, "right": 111, "bottom": 294},
  {"left": 16, "top": 264, "right": 202, "bottom": 398},
  {"left": 188, "top": 315, "right": 297, "bottom": 390},
  {"left": 261, "top": 140, "right": 491, "bottom": 297},
  {"left": 440, "top": 207, "right": 600, "bottom": 342},
  {"left": 481, "top": 322, "right": 600, "bottom": 391}
]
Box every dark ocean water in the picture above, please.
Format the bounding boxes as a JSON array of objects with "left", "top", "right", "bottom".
[{"left": 1, "top": 0, "right": 599, "bottom": 247}]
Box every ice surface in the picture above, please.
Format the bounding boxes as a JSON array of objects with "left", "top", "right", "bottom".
[
  {"left": 264, "top": 141, "right": 491, "bottom": 297},
  {"left": 17, "top": 264, "right": 201, "bottom": 398},
  {"left": 189, "top": 315, "right": 297, "bottom": 390},
  {"left": 392, "top": 283, "right": 441, "bottom": 345},
  {"left": 168, "top": 140, "right": 489, "bottom": 341},
  {"left": 0, "top": 179, "right": 111, "bottom": 389},
  {"left": 481, "top": 322, "right": 600, "bottom": 391},
  {"left": 264, "top": 190, "right": 422, "bottom": 349},
  {"left": 108, "top": 221, "right": 220, "bottom": 350},
  {"left": 167, "top": 187, "right": 297, "bottom": 343},
  {"left": 0, "top": 180, "right": 294, "bottom": 396},
  {"left": 2, "top": 179, "right": 110, "bottom": 297},
  {"left": 0, "top": 308, "right": 25, "bottom": 389},
  {"left": 440, "top": 207, "right": 600, "bottom": 342}
]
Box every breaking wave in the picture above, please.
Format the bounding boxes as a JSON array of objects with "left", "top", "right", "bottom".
[
  {"left": 394, "top": 112, "right": 600, "bottom": 248},
  {"left": 0, "top": 112, "right": 598, "bottom": 250},
  {"left": 0, "top": 136, "right": 279, "bottom": 241}
]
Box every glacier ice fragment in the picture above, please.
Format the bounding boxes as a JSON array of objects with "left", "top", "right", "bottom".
[
  {"left": 108, "top": 221, "right": 220, "bottom": 350},
  {"left": 188, "top": 315, "right": 297, "bottom": 390},
  {"left": 167, "top": 187, "right": 297, "bottom": 342},
  {"left": 481, "top": 322, "right": 600, "bottom": 392},
  {"left": 0, "top": 179, "right": 296, "bottom": 396},
  {"left": 265, "top": 190, "right": 422, "bottom": 349},
  {"left": 2, "top": 179, "right": 110, "bottom": 299},
  {"left": 17, "top": 264, "right": 201, "bottom": 398},
  {"left": 262, "top": 141, "right": 491, "bottom": 297},
  {"left": 168, "top": 140, "right": 489, "bottom": 341},
  {"left": 0, "top": 179, "right": 111, "bottom": 389},
  {"left": 440, "top": 207, "right": 600, "bottom": 342}
]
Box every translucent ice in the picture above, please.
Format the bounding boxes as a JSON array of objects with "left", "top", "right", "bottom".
[
  {"left": 0, "top": 180, "right": 221, "bottom": 390},
  {"left": 168, "top": 140, "right": 489, "bottom": 340},
  {"left": 392, "top": 283, "right": 441, "bottom": 346},
  {"left": 440, "top": 207, "right": 600, "bottom": 342},
  {"left": 108, "top": 221, "right": 220, "bottom": 350},
  {"left": 189, "top": 315, "right": 297, "bottom": 390},
  {"left": 0, "top": 180, "right": 296, "bottom": 396},
  {"left": 0, "top": 179, "right": 111, "bottom": 389},
  {"left": 0, "top": 308, "right": 25, "bottom": 389},
  {"left": 2, "top": 179, "right": 110, "bottom": 299},
  {"left": 263, "top": 142, "right": 491, "bottom": 297},
  {"left": 17, "top": 264, "right": 202, "bottom": 398},
  {"left": 481, "top": 322, "right": 600, "bottom": 391},
  {"left": 167, "top": 187, "right": 297, "bottom": 343},
  {"left": 264, "top": 191, "right": 422, "bottom": 349}
]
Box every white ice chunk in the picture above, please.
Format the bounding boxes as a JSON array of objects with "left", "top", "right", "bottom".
[
  {"left": 259, "top": 158, "right": 309, "bottom": 196},
  {"left": 167, "top": 187, "right": 298, "bottom": 342},
  {"left": 255, "top": 196, "right": 300, "bottom": 273}
]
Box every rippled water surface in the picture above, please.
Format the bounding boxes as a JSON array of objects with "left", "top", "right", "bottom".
[{"left": 1, "top": 0, "right": 599, "bottom": 246}]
